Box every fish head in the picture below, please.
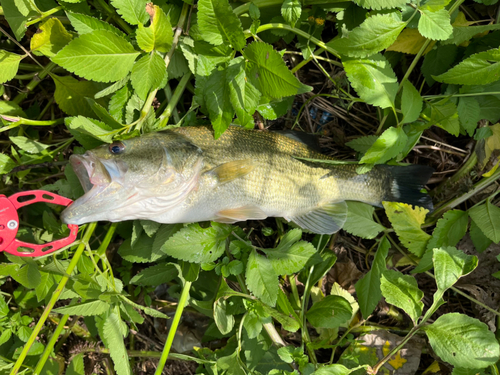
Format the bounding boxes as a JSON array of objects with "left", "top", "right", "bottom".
[{"left": 61, "top": 131, "right": 203, "bottom": 225}]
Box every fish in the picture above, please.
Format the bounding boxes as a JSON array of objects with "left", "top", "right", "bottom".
[{"left": 61, "top": 125, "right": 433, "bottom": 234}]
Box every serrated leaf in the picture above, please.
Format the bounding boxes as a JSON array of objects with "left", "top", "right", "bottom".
[
  {"left": 102, "top": 313, "right": 132, "bottom": 375},
  {"left": 443, "top": 24, "right": 500, "bottom": 46},
  {"left": 31, "top": 18, "right": 72, "bottom": 57},
  {"left": 343, "top": 201, "right": 385, "bottom": 239},
  {"left": 328, "top": 14, "right": 405, "bottom": 58},
  {"left": 197, "top": 0, "right": 246, "bottom": 51},
  {"left": 2, "top": 0, "right": 32, "bottom": 40},
  {"left": 86, "top": 98, "right": 122, "bottom": 129},
  {"left": 355, "top": 237, "right": 389, "bottom": 319},
  {"left": 469, "top": 200, "right": 500, "bottom": 243},
  {"left": 360, "top": 126, "right": 407, "bottom": 164},
  {"left": 352, "top": 0, "right": 407, "bottom": 10},
  {"left": 130, "top": 52, "right": 167, "bottom": 100},
  {"left": 434, "top": 48, "right": 500, "bottom": 85},
  {"left": 345, "top": 135, "right": 378, "bottom": 153},
  {"left": 427, "top": 210, "right": 468, "bottom": 252},
  {"left": 0, "top": 154, "right": 16, "bottom": 173},
  {"left": 457, "top": 97, "right": 480, "bottom": 136},
  {"left": 66, "top": 353, "right": 85, "bottom": 375},
  {"left": 130, "top": 263, "right": 178, "bottom": 286},
  {"left": 281, "top": 0, "right": 301, "bottom": 28},
  {"left": 67, "top": 12, "right": 126, "bottom": 37},
  {"left": 476, "top": 96, "right": 500, "bottom": 123},
  {"left": 0, "top": 50, "right": 23, "bottom": 84},
  {"left": 343, "top": 53, "right": 398, "bottom": 109},
  {"left": 306, "top": 295, "right": 352, "bottom": 329},
  {"left": 470, "top": 220, "right": 492, "bottom": 253},
  {"left": 12, "top": 262, "right": 40, "bottom": 288},
  {"left": 110, "top": 0, "right": 148, "bottom": 25},
  {"left": 424, "top": 313, "right": 499, "bottom": 368},
  {"left": 10, "top": 136, "right": 49, "bottom": 154},
  {"left": 428, "top": 100, "right": 460, "bottom": 136},
  {"left": 256, "top": 96, "right": 294, "bottom": 120},
  {"left": 422, "top": 44, "right": 458, "bottom": 85},
  {"left": 109, "top": 84, "right": 132, "bottom": 123},
  {"left": 401, "top": 81, "right": 423, "bottom": 124},
  {"left": 433, "top": 247, "right": 477, "bottom": 292},
  {"left": 203, "top": 68, "right": 234, "bottom": 138},
  {"left": 54, "top": 299, "right": 110, "bottom": 316},
  {"left": 387, "top": 28, "right": 435, "bottom": 55},
  {"left": 65, "top": 116, "right": 114, "bottom": 144},
  {"left": 53, "top": 30, "right": 140, "bottom": 83},
  {"left": 52, "top": 74, "right": 104, "bottom": 117},
  {"left": 380, "top": 269, "right": 423, "bottom": 323},
  {"left": 383, "top": 202, "right": 430, "bottom": 257},
  {"left": 246, "top": 249, "right": 279, "bottom": 306},
  {"left": 161, "top": 223, "right": 232, "bottom": 263},
  {"left": 136, "top": 5, "right": 173, "bottom": 53},
  {"left": 418, "top": 9, "right": 453, "bottom": 41},
  {"left": 244, "top": 42, "right": 312, "bottom": 100}
]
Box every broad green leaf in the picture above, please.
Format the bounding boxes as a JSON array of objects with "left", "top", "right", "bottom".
[
  {"left": 244, "top": 42, "right": 312, "bottom": 100},
  {"left": 130, "top": 263, "right": 178, "bottom": 286},
  {"left": 345, "top": 135, "right": 378, "bottom": 154},
  {"left": 86, "top": 98, "right": 122, "bottom": 129},
  {"left": 421, "top": 0, "right": 452, "bottom": 10},
  {"left": 427, "top": 210, "right": 468, "bottom": 252},
  {"left": 260, "top": 302, "right": 300, "bottom": 332},
  {"left": 201, "top": 68, "right": 234, "bottom": 137},
  {"left": 380, "top": 269, "right": 424, "bottom": 323},
  {"left": 12, "top": 262, "right": 40, "bottom": 289},
  {"left": 469, "top": 220, "right": 492, "bottom": 253},
  {"left": 31, "top": 18, "right": 72, "bottom": 57},
  {"left": 52, "top": 74, "right": 104, "bottom": 117},
  {"left": 428, "top": 100, "right": 460, "bottom": 136},
  {"left": 422, "top": 44, "right": 458, "bottom": 86},
  {"left": 353, "top": 0, "right": 407, "bottom": 10},
  {"left": 67, "top": 12, "right": 126, "bottom": 37},
  {"left": 418, "top": 9, "right": 453, "bottom": 41},
  {"left": 102, "top": 313, "right": 133, "bottom": 375},
  {"left": 110, "top": 0, "right": 148, "bottom": 25},
  {"left": 433, "top": 247, "right": 477, "bottom": 292},
  {"left": 355, "top": 237, "right": 389, "bottom": 319},
  {"left": 387, "top": 28, "right": 434, "bottom": 55},
  {"left": 198, "top": 0, "right": 246, "bottom": 51},
  {"left": 434, "top": 48, "right": 500, "bottom": 85},
  {"left": 360, "top": 126, "right": 407, "bottom": 164},
  {"left": 130, "top": 52, "right": 167, "bottom": 100},
  {"left": 0, "top": 154, "right": 16, "bottom": 173},
  {"left": 65, "top": 116, "right": 114, "bottom": 144},
  {"left": 246, "top": 249, "right": 279, "bottom": 306},
  {"left": 401, "top": 81, "right": 423, "bottom": 124},
  {"left": 281, "top": 0, "right": 301, "bottom": 27},
  {"left": 109, "top": 84, "right": 132, "bottom": 123},
  {"left": 2, "top": 0, "right": 32, "bottom": 40},
  {"left": 53, "top": 30, "right": 140, "bottom": 83},
  {"left": 136, "top": 5, "right": 173, "bottom": 53},
  {"left": 310, "top": 365, "right": 351, "bottom": 375},
  {"left": 476, "top": 96, "right": 500, "bottom": 123},
  {"left": 95, "top": 76, "right": 129, "bottom": 99},
  {"left": 424, "top": 313, "right": 499, "bottom": 368},
  {"left": 66, "top": 353, "right": 85, "bottom": 375},
  {"left": 0, "top": 50, "right": 23, "bottom": 84},
  {"left": 214, "top": 299, "right": 235, "bottom": 335},
  {"left": 54, "top": 300, "right": 110, "bottom": 316},
  {"left": 469, "top": 201, "right": 500, "bottom": 243},
  {"left": 343, "top": 53, "right": 398, "bottom": 109},
  {"left": 256, "top": 96, "right": 294, "bottom": 120},
  {"left": 383, "top": 202, "right": 430, "bottom": 257},
  {"left": 342, "top": 201, "right": 385, "bottom": 239},
  {"left": 306, "top": 295, "right": 352, "bottom": 329},
  {"left": 457, "top": 97, "right": 480, "bottom": 136},
  {"left": 161, "top": 223, "right": 232, "bottom": 263},
  {"left": 327, "top": 14, "right": 405, "bottom": 58},
  {"left": 10, "top": 136, "right": 49, "bottom": 154},
  {"left": 443, "top": 24, "right": 500, "bottom": 46}
]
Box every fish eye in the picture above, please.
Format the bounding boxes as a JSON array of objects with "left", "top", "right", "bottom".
[{"left": 109, "top": 141, "right": 125, "bottom": 155}]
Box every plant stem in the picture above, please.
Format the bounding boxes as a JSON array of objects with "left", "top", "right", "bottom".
[
  {"left": 25, "top": 6, "right": 62, "bottom": 26},
  {"left": 12, "top": 62, "right": 57, "bottom": 105},
  {"left": 154, "top": 280, "right": 192, "bottom": 375},
  {"left": 157, "top": 73, "right": 192, "bottom": 128},
  {"left": 10, "top": 222, "right": 97, "bottom": 375},
  {"left": 300, "top": 265, "right": 318, "bottom": 365},
  {"left": 33, "top": 314, "right": 70, "bottom": 375}
]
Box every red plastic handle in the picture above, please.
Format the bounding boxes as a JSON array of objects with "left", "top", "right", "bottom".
[{"left": 0, "top": 190, "right": 78, "bottom": 257}]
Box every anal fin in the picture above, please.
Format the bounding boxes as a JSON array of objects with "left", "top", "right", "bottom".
[
  {"left": 209, "top": 159, "right": 255, "bottom": 184},
  {"left": 288, "top": 201, "right": 348, "bottom": 234},
  {"left": 215, "top": 205, "right": 267, "bottom": 223}
]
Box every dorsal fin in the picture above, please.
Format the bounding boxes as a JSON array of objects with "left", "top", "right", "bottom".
[
  {"left": 208, "top": 159, "right": 255, "bottom": 184},
  {"left": 288, "top": 201, "right": 348, "bottom": 234}
]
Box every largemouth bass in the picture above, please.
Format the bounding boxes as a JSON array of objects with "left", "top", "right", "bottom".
[{"left": 61, "top": 126, "right": 433, "bottom": 234}]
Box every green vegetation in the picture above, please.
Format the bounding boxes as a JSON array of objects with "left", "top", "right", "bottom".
[{"left": 1, "top": 0, "right": 500, "bottom": 373}]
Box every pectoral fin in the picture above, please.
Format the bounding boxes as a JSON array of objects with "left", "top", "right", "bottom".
[
  {"left": 215, "top": 205, "right": 267, "bottom": 223},
  {"left": 289, "top": 201, "right": 348, "bottom": 234},
  {"left": 209, "top": 159, "right": 255, "bottom": 184}
]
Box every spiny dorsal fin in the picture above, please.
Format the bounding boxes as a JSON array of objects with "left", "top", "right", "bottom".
[
  {"left": 215, "top": 205, "right": 267, "bottom": 223},
  {"left": 209, "top": 159, "right": 255, "bottom": 184},
  {"left": 288, "top": 201, "right": 348, "bottom": 234}
]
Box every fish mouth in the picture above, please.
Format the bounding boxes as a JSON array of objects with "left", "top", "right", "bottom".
[{"left": 61, "top": 152, "right": 129, "bottom": 225}]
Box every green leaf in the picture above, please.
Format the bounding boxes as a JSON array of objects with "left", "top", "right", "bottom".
[
  {"left": 401, "top": 81, "right": 423, "bottom": 124},
  {"left": 67, "top": 12, "right": 126, "bottom": 37},
  {"left": 66, "top": 353, "right": 85, "bottom": 375},
  {"left": 256, "top": 96, "right": 294, "bottom": 120},
  {"left": 383, "top": 202, "right": 430, "bottom": 257},
  {"left": 306, "top": 295, "right": 353, "bottom": 329},
  {"left": 428, "top": 100, "right": 460, "bottom": 136},
  {"left": 9, "top": 136, "right": 49, "bottom": 154},
  {"left": 352, "top": 0, "right": 407, "bottom": 9},
  {"left": 65, "top": 116, "right": 114, "bottom": 144},
  {"left": 31, "top": 18, "right": 72, "bottom": 57},
  {"left": 102, "top": 313, "right": 132, "bottom": 375},
  {"left": 343, "top": 53, "right": 398, "bottom": 109},
  {"left": 52, "top": 74, "right": 104, "bottom": 117},
  {"left": 0, "top": 50, "right": 22, "bottom": 84},
  {"left": 12, "top": 262, "right": 40, "bottom": 289},
  {"left": 244, "top": 42, "right": 312, "bottom": 100},
  {"left": 86, "top": 98, "right": 122, "bottom": 129},
  {"left": 2, "top": 0, "right": 32, "bottom": 40},
  {"left": 0, "top": 154, "right": 16, "bottom": 174},
  {"left": 130, "top": 263, "right": 178, "bottom": 286},
  {"left": 262, "top": 229, "right": 318, "bottom": 275},
  {"left": 110, "top": 0, "right": 148, "bottom": 25},
  {"left": 422, "top": 44, "right": 458, "bottom": 86},
  {"left": 54, "top": 300, "right": 110, "bottom": 316},
  {"left": 360, "top": 126, "right": 407, "bottom": 164},
  {"left": 214, "top": 299, "right": 235, "bottom": 335},
  {"left": 380, "top": 270, "right": 423, "bottom": 323},
  {"left": 345, "top": 135, "right": 378, "bottom": 154},
  {"left": 343, "top": 201, "right": 385, "bottom": 239},
  {"left": 327, "top": 14, "right": 405, "bottom": 58},
  {"left": 434, "top": 48, "right": 500, "bottom": 85},
  {"left": 310, "top": 365, "right": 351, "bottom": 375},
  {"left": 52, "top": 30, "right": 140, "bottom": 83},
  {"left": 130, "top": 52, "right": 167, "bottom": 100},
  {"left": 281, "top": 0, "right": 301, "bottom": 28},
  {"left": 418, "top": 9, "right": 453, "bottom": 41},
  {"left": 136, "top": 5, "right": 173, "bottom": 53},
  {"left": 427, "top": 210, "right": 468, "bottom": 252},
  {"left": 457, "top": 97, "right": 480, "bottom": 136},
  {"left": 424, "top": 313, "right": 499, "bottom": 368},
  {"left": 203, "top": 68, "right": 234, "bottom": 138},
  {"left": 469, "top": 220, "right": 492, "bottom": 253},
  {"left": 355, "top": 237, "right": 389, "bottom": 319},
  {"left": 197, "top": 0, "right": 246, "bottom": 51},
  {"left": 469, "top": 200, "right": 500, "bottom": 243},
  {"left": 109, "top": 84, "right": 132, "bottom": 123},
  {"left": 161, "top": 223, "right": 232, "bottom": 263},
  {"left": 246, "top": 249, "right": 279, "bottom": 306},
  {"left": 444, "top": 24, "right": 500, "bottom": 46},
  {"left": 433, "top": 247, "right": 478, "bottom": 292}
]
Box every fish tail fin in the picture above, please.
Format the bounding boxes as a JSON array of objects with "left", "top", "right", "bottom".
[{"left": 380, "top": 165, "right": 434, "bottom": 211}]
